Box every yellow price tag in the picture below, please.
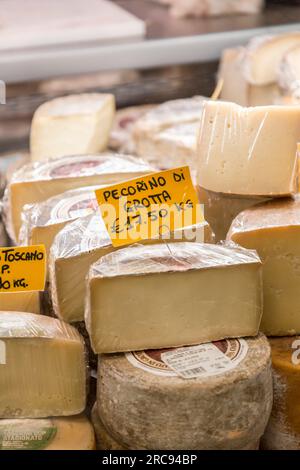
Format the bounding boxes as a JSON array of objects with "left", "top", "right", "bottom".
[
  {"left": 0, "top": 245, "right": 46, "bottom": 292},
  {"left": 95, "top": 166, "right": 203, "bottom": 247}
]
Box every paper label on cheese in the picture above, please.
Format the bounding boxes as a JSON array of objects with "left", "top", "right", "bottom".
[
  {"left": 161, "top": 340, "right": 248, "bottom": 379},
  {"left": 0, "top": 420, "right": 57, "bottom": 450},
  {"left": 95, "top": 166, "right": 203, "bottom": 247},
  {"left": 0, "top": 245, "right": 46, "bottom": 292},
  {"left": 126, "top": 339, "right": 248, "bottom": 378}
]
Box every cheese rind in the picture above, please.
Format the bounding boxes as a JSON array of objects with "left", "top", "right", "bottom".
[
  {"left": 261, "top": 337, "right": 300, "bottom": 450},
  {"left": 30, "top": 93, "right": 115, "bottom": 161},
  {"left": 227, "top": 197, "right": 300, "bottom": 336},
  {"left": 4, "top": 153, "right": 153, "bottom": 241},
  {"left": 0, "top": 292, "right": 40, "bottom": 314},
  {"left": 0, "top": 311, "right": 87, "bottom": 418},
  {"left": 49, "top": 214, "right": 214, "bottom": 323},
  {"left": 91, "top": 404, "right": 126, "bottom": 451},
  {"left": 97, "top": 334, "right": 272, "bottom": 449},
  {"left": 0, "top": 415, "right": 95, "bottom": 450},
  {"left": 86, "top": 242, "right": 263, "bottom": 353},
  {"left": 196, "top": 101, "right": 299, "bottom": 196}
]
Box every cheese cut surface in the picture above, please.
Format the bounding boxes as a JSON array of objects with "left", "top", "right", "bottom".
[
  {"left": 0, "top": 415, "right": 95, "bottom": 450},
  {"left": 197, "top": 186, "right": 270, "bottom": 242},
  {"left": 0, "top": 311, "right": 87, "bottom": 418},
  {"left": 0, "top": 292, "right": 40, "bottom": 314},
  {"left": 219, "top": 47, "right": 279, "bottom": 106},
  {"left": 30, "top": 93, "right": 115, "bottom": 161},
  {"left": 97, "top": 334, "right": 272, "bottom": 449},
  {"left": 5, "top": 153, "right": 153, "bottom": 240},
  {"left": 261, "top": 337, "right": 300, "bottom": 450},
  {"left": 244, "top": 32, "right": 300, "bottom": 85},
  {"left": 19, "top": 186, "right": 101, "bottom": 261},
  {"left": 135, "top": 122, "right": 198, "bottom": 172},
  {"left": 196, "top": 101, "right": 299, "bottom": 196},
  {"left": 227, "top": 197, "right": 300, "bottom": 336},
  {"left": 50, "top": 214, "right": 214, "bottom": 323},
  {"left": 91, "top": 404, "right": 127, "bottom": 451},
  {"left": 86, "top": 242, "right": 262, "bottom": 353}
]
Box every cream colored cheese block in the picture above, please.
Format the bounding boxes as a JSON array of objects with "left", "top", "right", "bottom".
[
  {"left": 219, "top": 47, "right": 279, "bottom": 106},
  {"left": 244, "top": 33, "right": 300, "bottom": 85},
  {"left": 261, "top": 337, "right": 300, "bottom": 450},
  {"left": 109, "top": 104, "right": 155, "bottom": 152},
  {"left": 278, "top": 44, "right": 300, "bottom": 98},
  {"left": 19, "top": 186, "right": 101, "bottom": 262},
  {"left": 0, "top": 415, "right": 95, "bottom": 450},
  {"left": 97, "top": 334, "right": 271, "bottom": 449},
  {"left": 197, "top": 186, "right": 270, "bottom": 242},
  {"left": 196, "top": 101, "right": 299, "bottom": 196},
  {"left": 4, "top": 153, "right": 153, "bottom": 241},
  {"left": 132, "top": 96, "right": 205, "bottom": 156},
  {"left": 30, "top": 93, "right": 115, "bottom": 162},
  {"left": 134, "top": 122, "right": 198, "bottom": 172},
  {"left": 91, "top": 404, "right": 127, "bottom": 450},
  {"left": 0, "top": 292, "right": 40, "bottom": 314},
  {"left": 227, "top": 197, "right": 300, "bottom": 336},
  {"left": 0, "top": 311, "right": 87, "bottom": 418},
  {"left": 86, "top": 242, "right": 262, "bottom": 353},
  {"left": 49, "top": 213, "right": 214, "bottom": 323}
]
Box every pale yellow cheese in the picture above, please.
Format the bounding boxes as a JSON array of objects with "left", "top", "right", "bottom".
[
  {"left": 5, "top": 153, "right": 153, "bottom": 241},
  {"left": 227, "top": 197, "right": 300, "bottom": 336},
  {"left": 49, "top": 214, "right": 214, "bottom": 323},
  {"left": 0, "top": 415, "right": 95, "bottom": 450},
  {"left": 0, "top": 311, "right": 87, "bottom": 418},
  {"left": 30, "top": 93, "right": 115, "bottom": 161},
  {"left": 0, "top": 292, "right": 40, "bottom": 314},
  {"left": 196, "top": 101, "right": 299, "bottom": 196},
  {"left": 86, "top": 242, "right": 262, "bottom": 353}
]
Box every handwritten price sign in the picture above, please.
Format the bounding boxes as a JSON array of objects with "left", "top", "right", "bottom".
[
  {"left": 95, "top": 166, "right": 203, "bottom": 247},
  {"left": 0, "top": 245, "right": 46, "bottom": 292}
]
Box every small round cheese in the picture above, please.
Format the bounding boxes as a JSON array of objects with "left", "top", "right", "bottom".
[{"left": 97, "top": 334, "right": 272, "bottom": 450}]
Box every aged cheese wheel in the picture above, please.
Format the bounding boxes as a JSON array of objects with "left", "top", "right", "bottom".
[
  {"left": 261, "top": 336, "right": 300, "bottom": 450},
  {"left": 97, "top": 334, "right": 272, "bottom": 450},
  {"left": 91, "top": 403, "right": 127, "bottom": 451},
  {"left": 0, "top": 415, "right": 95, "bottom": 450}
]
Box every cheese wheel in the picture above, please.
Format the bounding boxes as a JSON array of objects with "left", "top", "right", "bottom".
[
  {"left": 91, "top": 404, "right": 126, "bottom": 451},
  {"left": 261, "top": 336, "right": 300, "bottom": 450},
  {"left": 97, "top": 334, "right": 272, "bottom": 450},
  {"left": 0, "top": 415, "right": 95, "bottom": 450}
]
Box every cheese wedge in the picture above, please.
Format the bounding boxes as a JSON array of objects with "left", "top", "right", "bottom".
[
  {"left": 196, "top": 101, "right": 299, "bottom": 196},
  {"left": 227, "top": 197, "right": 300, "bottom": 336},
  {"left": 0, "top": 311, "right": 87, "bottom": 418},
  {"left": 4, "top": 153, "right": 153, "bottom": 241},
  {"left": 49, "top": 213, "right": 214, "bottom": 323},
  {"left": 86, "top": 242, "right": 263, "bottom": 353},
  {"left": 0, "top": 415, "right": 95, "bottom": 450},
  {"left": 30, "top": 93, "right": 115, "bottom": 161},
  {"left": 0, "top": 292, "right": 40, "bottom": 314}
]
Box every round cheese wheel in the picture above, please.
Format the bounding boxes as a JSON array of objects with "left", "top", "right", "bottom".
[
  {"left": 91, "top": 403, "right": 126, "bottom": 450},
  {"left": 97, "top": 334, "right": 272, "bottom": 450},
  {"left": 261, "top": 336, "right": 300, "bottom": 450},
  {"left": 0, "top": 415, "right": 95, "bottom": 450}
]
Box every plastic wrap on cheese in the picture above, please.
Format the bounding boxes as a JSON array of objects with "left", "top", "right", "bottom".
[
  {"left": 49, "top": 213, "right": 214, "bottom": 323},
  {"left": 196, "top": 100, "right": 300, "bottom": 197},
  {"left": 278, "top": 44, "right": 300, "bottom": 99},
  {"left": 88, "top": 241, "right": 261, "bottom": 279},
  {"left": 227, "top": 197, "right": 300, "bottom": 238},
  {"left": 3, "top": 153, "right": 154, "bottom": 242}
]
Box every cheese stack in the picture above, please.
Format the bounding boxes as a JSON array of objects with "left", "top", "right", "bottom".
[
  {"left": 49, "top": 213, "right": 214, "bottom": 323},
  {"left": 93, "top": 335, "right": 272, "bottom": 450},
  {"left": 227, "top": 197, "right": 300, "bottom": 449}
]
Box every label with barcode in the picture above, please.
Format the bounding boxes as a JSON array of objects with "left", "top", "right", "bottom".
[{"left": 161, "top": 340, "right": 248, "bottom": 379}]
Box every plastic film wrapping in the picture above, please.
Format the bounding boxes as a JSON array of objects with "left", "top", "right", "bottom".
[
  {"left": 49, "top": 212, "right": 214, "bottom": 323},
  {"left": 0, "top": 291, "right": 41, "bottom": 314},
  {"left": 277, "top": 44, "right": 300, "bottom": 99},
  {"left": 0, "top": 311, "right": 88, "bottom": 418},
  {"left": 3, "top": 153, "right": 154, "bottom": 242},
  {"left": 196, "top": 100, "right": 300, "bottom": 197}
]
